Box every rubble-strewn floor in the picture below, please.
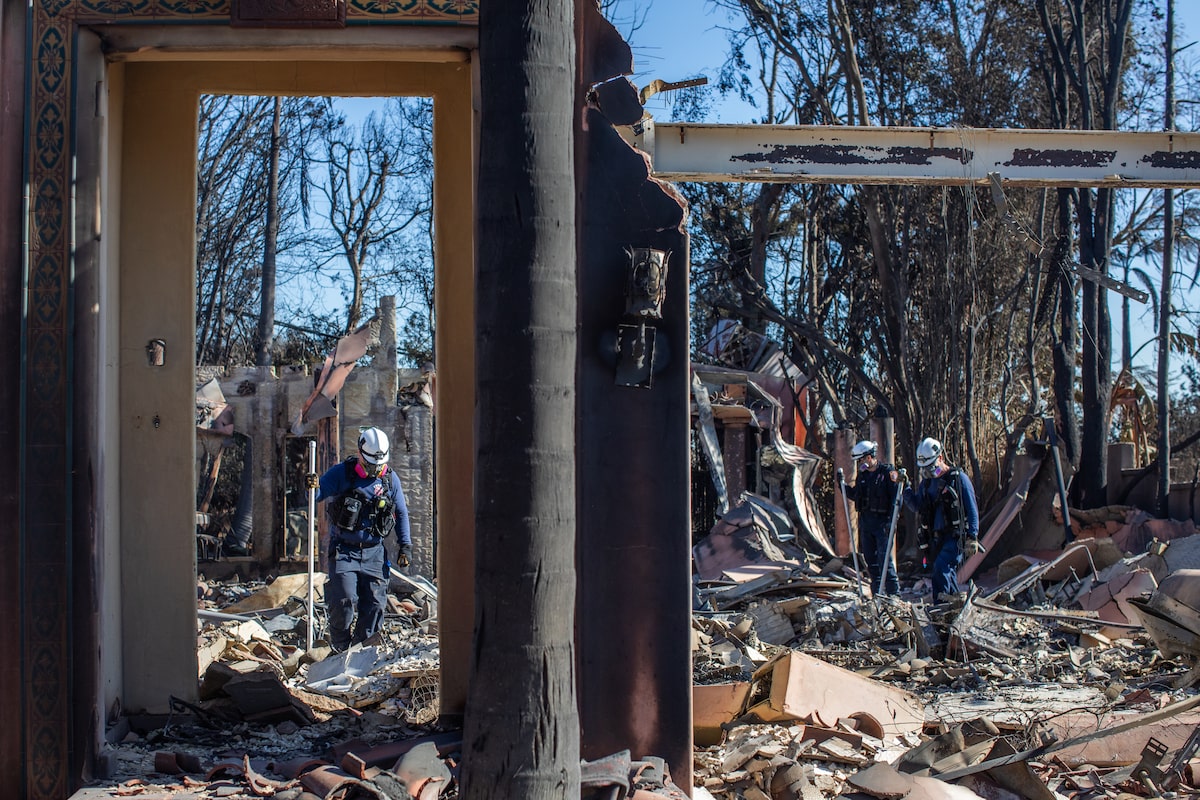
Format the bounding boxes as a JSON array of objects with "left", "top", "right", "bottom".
[
  {"left": 78, "top": 573, "right": 450, "bottom": 799},
  {"left": 691, "top": 584, "right": 1200, "bottom": 800},
  {"left": 686, "top": 514, "right": 1200, "bottom": 800},
  {"left": 76, "top": 526, "right": 1200, "bottom": 800}
]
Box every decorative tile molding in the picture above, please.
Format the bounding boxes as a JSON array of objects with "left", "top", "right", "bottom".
[{"left": 20, "top": 0, "right": 476, "bottom": 795}]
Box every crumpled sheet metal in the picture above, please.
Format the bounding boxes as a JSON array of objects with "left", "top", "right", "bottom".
[
  {"left": 306, "top": 645, "right": 391, "bottom": 694},
  {"left": 1129, "top": 568, "right": 1200, "bottom": 659},
  {"left": 1156, "top": 569, "right": 1200, "bottom": 615},
  {"left": 1129, "top": 603, "right": 1200, "bottom": 660},
  {"left": 693, "top": 523, "right": 799, "bottom": 582},
  {"left": 292, "top": 317, "right": 380, "bottom": 432},
  {"left": 1075, "top": 568, "right": 1159, "bottom": 625}
]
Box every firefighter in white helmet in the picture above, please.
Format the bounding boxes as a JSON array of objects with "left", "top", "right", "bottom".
[
  {"left": 840, "top": 440, "right": 900, "bottom": 596},
  {"left": 903, "top": 437, "right": 979, "bottom": 600},
  {"left": 307, "top": 426, "right": 411, "bottom": 652}
]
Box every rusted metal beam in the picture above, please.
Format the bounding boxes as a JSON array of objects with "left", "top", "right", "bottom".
[{"left": 632, "top": 121, "right": 1200, "bottom": 187}]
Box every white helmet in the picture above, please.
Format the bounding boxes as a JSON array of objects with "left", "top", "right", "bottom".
[
  {"left": 916, "top": 437, "right": 942, "bottom": 468},
  {"left": 851, "top": 440, "right": 877, "bottom": 461},
  {"left": 358, "top": 427, "right": 390, "bottom": 466}
]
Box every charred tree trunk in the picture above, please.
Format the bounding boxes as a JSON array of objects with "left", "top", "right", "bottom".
[
  {"left": 745, "top": 182, "right": 785, "bottom": 334},
  {"left": 1050, "top": 190, "right": 1081, "bottom": 466},
  {"left": 255, "top": 96, "right": 281, "bottom": 367},
  {"left": 461, "top": 0, "right": 580, "bottom": 797},
  {"left": 1078, "top": 185, "right": 1114, "bottom": 507}
]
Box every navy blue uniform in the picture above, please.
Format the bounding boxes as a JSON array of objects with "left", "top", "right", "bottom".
[
  {"left": 904, "top": 467, "right": 978, "bottom": 598},
  {"left": 316, "top": 458, "right": 411, "bottom": 651},
  {"left": 845, "top": 463, "right": 900, "bottom": 595}
]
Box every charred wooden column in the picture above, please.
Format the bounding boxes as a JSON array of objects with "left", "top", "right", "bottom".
[
  {"left": 463, "top": 0, "right": 580, "bottom": 796},
  {"left": 723, "top": 420, "right": 749, "bottom": 504},
  {"left": 869, "top": 407, "right": 895, "bottom": 468},
  {"left": 576, "top": 4, "right": 692, "bottom": 786},
  {"left": 830, "top": 429, "right": 855, "bottom": 556}
]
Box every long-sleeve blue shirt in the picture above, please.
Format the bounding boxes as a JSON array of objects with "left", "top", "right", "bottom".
[
  {"left": 317, "top": 459, "right": 411, "bottom": 548},
  {"left": 903, "top": 467, "right": 979, "bottom": 538}
]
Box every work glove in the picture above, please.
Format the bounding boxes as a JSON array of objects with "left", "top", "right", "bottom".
[
  {"left": 397, "top": 545, "right": 412, "bottom": 568},
  {"left": 962, "top": 537, "right": 982, "bottom": 557},
  {"left": 305, "top": 473, "right": 320, "bottom": 491}
]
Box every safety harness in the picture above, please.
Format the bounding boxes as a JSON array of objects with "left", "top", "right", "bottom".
[
  {"left": 860, "top": 463, "right": 897, "bottom": 516},
  {"left": 328, "top": 457, "right": 397, "bottom": 541},
  {"left": 918, "top": 468, "right": 965, "bottom": 540}
]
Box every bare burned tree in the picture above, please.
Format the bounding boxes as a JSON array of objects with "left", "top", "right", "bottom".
[
  {"left": 369, "top": 98, "right": 436, "bottom": 367},
  {"left": 196, "top": 94, "right": 276, "bottom": 365},
  {"left": 627, "top": 0, "right": 1196, "bottom": 511},
  {"left": 691, "top": 0, "right": 1051, "bottom": 496},
  {"left": 1036, "top": 0, "right": 1135, "bottom": 507},
  {"left": 195, "top": 95, "right": 324, "bottom": 365},
  {"left": 314, "top": 102, "right": 431, "bottom": 335}
]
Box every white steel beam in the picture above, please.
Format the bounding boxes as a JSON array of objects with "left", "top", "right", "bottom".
[{"left": 632, "top": 121, "right": 1200, "bottom": 187}]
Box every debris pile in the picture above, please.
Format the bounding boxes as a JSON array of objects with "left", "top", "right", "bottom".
[
  {"left": 688, "top": 491, "right": 1200, "bottom": 800},
  {"left": 84, "top": 509, "right": 1200, "bottom": 800},
  {"left": 90, "top": 569, "right": 447, "bottom": 798}
]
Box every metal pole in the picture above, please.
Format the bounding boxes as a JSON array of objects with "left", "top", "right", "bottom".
[
  {"left": 1158, "top": 0, "right": 1176, "bottom": 519},
  {"left": 1045, "top": 418, "right": 1073, "bottom": 542},
  {"left": 838, "top": 469, "right": 864, "bottom": 604},
  {"left": 879, "top": 470, "right": 906, "bottom": 597},
  {"left": 307, "top": 439, "right": 317, "bottom": 652}
]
